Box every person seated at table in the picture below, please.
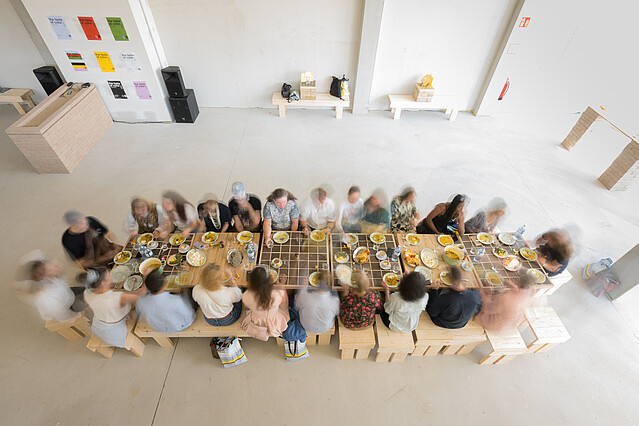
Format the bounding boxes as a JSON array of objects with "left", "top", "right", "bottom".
[
  {"left": 336, "top": 185, "right": 364, "bottom": 233},
  {"left": 192, "top": 264, "right": 243, "bottom": 326},
  {"left": 360, "top": 189, "right": 390, "bottom": 234},
  {"left": 300, "top": 187, "right": 336, "bottom": 235},
  {"left": 475, "top": 274, "right": 534, "bottom": 331},
  {"left": 390, "top": 187, "right": 421, "bottom": 233},
  {"left": 417, "top": 194, "right": 468, "bottom": 236},
  {"left": 339, "top": 272, "right": 382, "bottom": 329},
  {"left": 136, "top": 270, "right": 196, "bottom": 333},
  {"left": 62, "top": 211, "right": 122, "bottom": 270},
  {"left": 125, "top": 197, "right": 166, "bottom": 240},
  {"left": 426, "top": 266, "right": 481, "bottom": 329},
  {"left": 228, "top": 182, "right": 262, "bottom": 232},
  {"left": 81, "top": 268, "right": 143, "bottom": 347},
  {"left": 161, "top": 191, "right": 199, "bottom": 238},
  {"left": 465, "top": 197, "right": 507, "bottom": 234},
  {"left": 379, "top": 272, "right": 428, "bottom": 333},
  {"left": 535, "top": 229, "right": 573, "bottom": 277},
  {"left": 263, "top": 188, "right": 300, "bottom": 247},
  {"left": 295, "top": 270, "right": 340, "bottom": 334},
  {"left": 240, "top": 267, "right": 290, "bottom": 337},
  {"left": 197, "top": 194, "right": 232, "bottom": 233}
]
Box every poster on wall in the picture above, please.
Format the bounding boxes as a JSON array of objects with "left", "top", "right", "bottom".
[
  {"left": 134, "top": 82, "right": 152, "bottom": 100},
  {"left": 94, "top": 51, "right": 115, "bottom": 72},
  {"left": 78, "top": 16, "right": 102, "bottom": 40},
  {"left": 106, "top": 17, "right": 129, "bottom": 41},
  {"left": 121, "top": 52, "right": 141, "bottom": 72},
  {"left": 65, "top": 51, "right": 88, "bottom": 71},
  {"left": 108, "top": 81, "right": 127, "bottom": 99},
  {"left": 48, "top": 16, "right": 72, "bottom": 40}
]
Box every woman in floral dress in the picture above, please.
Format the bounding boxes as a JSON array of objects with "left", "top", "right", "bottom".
[{"left": 338, "top": 272, "right": 382, "bottom": 329}]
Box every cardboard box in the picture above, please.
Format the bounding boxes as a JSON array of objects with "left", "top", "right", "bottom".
[{"left": 413, "top": 83, "right": 434, "bottom": 102}]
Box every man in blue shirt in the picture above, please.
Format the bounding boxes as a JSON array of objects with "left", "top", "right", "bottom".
[{"left": 136, "top": 271, "right": 196, "bottom": 333}]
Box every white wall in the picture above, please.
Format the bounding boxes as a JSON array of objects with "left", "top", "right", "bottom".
[
  {"left": 148, "top": 0, "right": 364, "bottom": 108},
  {"left": 369, "top": 0, "right": 518, "bottom": 110},
  {"left": 0, "top": 0, "right": 49, "bottom": 102}
]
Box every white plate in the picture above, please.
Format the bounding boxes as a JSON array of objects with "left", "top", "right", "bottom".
[
  {"left": 498, "top": 233, "right": 516, "bottom": 246},
  {"left": 461, "top": 259, "right": 473, "bottom": 272},
  {"left": 420, "top": 248, "right": 439, "bottom": 268},
  {"left": 123, "top": 275, "right": 143, "bottom": 291},
  {"left": 139, "top": 258, "right": 162, "bottom": 274},
  {"left": 492, "top": 247, "right": 508, "bottom": 259},
  {"left": 237, "top": 231, "right": 253, "bottom": 243},
  {"left": 376, "top": 250, "right": 388, "bottom": 261},
  {"left": 477, "top": 233, "right": 494, "bottom": 245},
  {"left": 147, "top": 241, "right": 158, "bottom": 249},
  {"left": 169, "top": 234, "right": 185, "bottom": 246},
  {"left": 439, "top": 271, "right": 452, "bottom": 286},
  {"left": 383, "top": 272, "right": 399, "bottom": 288},
  {"left": 503, "top": 255, "right": 521, "bottom": 271},
  {"left": 273, "top": 231, "right": 289, "bottom": 244},
  {"left": 202, "top": 232, "right": 218, "bottom": 244},
  {"left": 405, "top": 233, "right": 421, "bottom": 245},
  {"left": 369, "top": 232, "right": 386, "bottom": 244},
  {"left": 113, "top": 250, "right": 132, "bottom": 265},
  {"left": 527, "top": 268, "right": 546, "bottom": 284},
  {"left": 486, "top": 271, "right": 504, "bottom": 286},
  {"left": 380, "top": 260, "right": 391, "bottom": 270},
  {"left": 519, "top": 248, "right": 538, "bottom": 261},
  {"left": 437, "top": 235, "right": 454, "bottom": 246},
  {"left": 177, "top": 270, "right": 194, "bottom": 286},
  {"left": 353, "top": 247, "right": 369, "bottom": 264},
  {"left": 335, "top": 264, "right": 352, "bottom": 285},
  {"left": 186, "top": 248, "right": 206, "bottom": 267},
  {"left": 271, "top": 258, "right": 283, "bottom": 269},
  {"left": 334, "top": 251, "right": 349, "bottom": 263},
  {"left": 222, "top": 270, "right": 232, "bottom": 283},
  {"left": 111, "top": 265, "right": 132, "bottom": 283},
  {"left": 309, "top": 271, "right": 321, "bottom": 287},
  {"left": 178, "top": 243, "right": 190, "bottom": 254},
  {"left": 341, "top": 233, "right": 358, "bottom": 246},
  {"left": 310, "top": 229, "right": 325, "bottom": 243},
  {"left": 414, "top": 266, "right": 432, "bottom": 280},
  {"left": 137, "top": 233, "right": 153, "bottom": 245}
]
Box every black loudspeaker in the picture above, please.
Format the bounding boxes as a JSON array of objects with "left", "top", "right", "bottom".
[
  {"left": 161, "top": 66, "right": 187, "bottom": 97},
  {"left": 169, "top": 89, "right": 199, "bottom": 123},
  {"left": 33, "top": 66, "right": 64, "bottom": 95}
]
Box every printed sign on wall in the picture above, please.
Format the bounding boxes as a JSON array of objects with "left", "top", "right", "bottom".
[
  {"left": 121, "top": 52, "right": 141, "bottom": 72},
  {"left": 107, "top": 17, "right": 129, "bottom": 41},
  {"left": 66, "top": 51, "right": 88, "bottom": 71},
  {"left": 94, "top": 51, "right": 115, "bottom": 72},
  {"left": 108, "top": 81, "right": 127, "bottom": 99},
  {"left": 78, "top": 16, "right": 102, "bottom": 40},
  {"left": 134, "top": 81, "right": 152, "bottom": 100},
  {"left": 48, "top": 16, "right": 72, "bottom": 40}
]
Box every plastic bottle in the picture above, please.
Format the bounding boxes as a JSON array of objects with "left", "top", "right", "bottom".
[
  {"left": 247, "top": 242, "right": 256, "bottom": 263},
  {"left": 391, "top": 247, "right": 400, "bottom": 262},
  {"left": 515, "top": 224, "right": 526, "bottom": 240}
]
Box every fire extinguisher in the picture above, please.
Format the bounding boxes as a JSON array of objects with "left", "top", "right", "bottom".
[{"left": 498, "top": 79, "right": 510, "bottom": 101}]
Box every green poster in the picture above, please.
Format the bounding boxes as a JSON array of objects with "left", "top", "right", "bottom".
[{"left": 106, "top": 17, "right": 129, "bottom": 41}]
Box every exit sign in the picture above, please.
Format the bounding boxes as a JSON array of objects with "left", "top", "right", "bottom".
[{"left": 519, "top": 17, "right": 531, "bottom": 27}]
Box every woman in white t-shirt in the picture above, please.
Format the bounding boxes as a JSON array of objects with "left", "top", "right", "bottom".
[
  {"left": 82, "top": 268, "right": 143, "bottom": 347},
  {"left": 336, "top": 185, "right": 364, "bottom": 233},
  {"left": 192, "top": 264, "right": 243, "bottom": 326},
  {"left": 379, "top": 272, "right": 429, "bottom": 333},
  {"left": 161, "top": 190, "right": 199, "bottom": 238}
]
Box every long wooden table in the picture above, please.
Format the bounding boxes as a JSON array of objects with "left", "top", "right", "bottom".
[{"left": 395, "top": 233, "right": 481, "bottom": 289}]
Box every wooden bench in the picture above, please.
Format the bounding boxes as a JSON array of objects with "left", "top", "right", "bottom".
[
  {"left": 134, "top": 309, "right": 251, "bottom": 348},
  {"left": 337, "top": 318, "right": 376, "bottom": 360},
  {"left": 276, "top": 323, "right": 336, "bottom": 346},
  {"left": 412, "top": 312, "right": 486, "bottom": 356},
  {"left": 543, "top": 270, "right": 573, "bottom": 296},
  {"left": 387, "top": 94, "right": 459, "bottom": 121},
  {"left": 374, "top": 315, "right": 415, "bottom": 362},
  {"left": 87, "top": 314, "right": 145, "bottom": 358},
  {"left": 479, "top": 328, "right": 526, "bottom": 365},
  {"left": 521, "top": 307, "right": 570, "bottom": 353},
  {"left": 45, "top": 314, "right": 91, "bottom": 341},
  {"left": 271, "top": 92, "right": 349, "bottom": 119},
  {"left": 0, "top": 88, "right": 36, "bottom": 114}
]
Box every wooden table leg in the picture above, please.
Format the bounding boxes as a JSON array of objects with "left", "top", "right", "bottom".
[
  {"left": 336, "top": 106, "right": 343, "bottom": 119},
  {"left": 154, "top": 336, "right": 175, "bottom": 348},
  {"left": 390, "top": 352, "right": 407, "bottom": 363},
  {"left": 278, "top": 104, "right": 286, "bottom": 118},
  {"left": 375, "top": 351, "right": 392, "bottom": 362},
  {"left": 317, "top": 333, "right": 331, "bottom": 345},
  {"left": 341, "top": 348, "right": 355, "bottom": 359},
  {"left": 24, "top": 95, "right": 36, "bottom": 108},
  {"left": 12, "top": 102, "right": 26, "bottom": 115},
  {"left": 355, "top": 348, "right": 371, "bottom": 360},
  {"left": 393, "top": 107, "right": 402, "bottom": 120},
  {"left": 449, "top": 108, "right": 458, "bottom": 121}
]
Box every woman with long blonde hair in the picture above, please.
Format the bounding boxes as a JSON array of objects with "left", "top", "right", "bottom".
[{"left": 192, "top": 264, "right": 243, "bottom": 326}]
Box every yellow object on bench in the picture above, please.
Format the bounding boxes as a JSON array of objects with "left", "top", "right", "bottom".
[
  {"left": 45, "top": 314, "right": 91, "bottom": 342},
  {"left": 412, "top": 312, "right": 486, "bottom": 356},
  {"left": 134, "top": 309, "right": 251, "bottom": 348},
  {"left": 521, "top": 307, "right": 570, "bottom": 353},
  {"left": 374, "top": 315, "right": 415, "bottom": 362},
  {"left": 337, "top": 318, "right": 376, "bottom": 360},
  {"left": 86, "top": 314, "right": 145, "bottom": 359}
]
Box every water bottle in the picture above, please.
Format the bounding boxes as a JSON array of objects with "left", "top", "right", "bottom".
[
  {"left": 391, "top": 247, "right": 400, "bottom": 262},
  {"left": 515, "top": 224, "right": 527, "bottom": 240},
  {"left": 247, "top": 242, "right": 256, "bottom": 263}
]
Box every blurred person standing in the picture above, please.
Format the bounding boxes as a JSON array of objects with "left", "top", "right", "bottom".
[
  {"left": 336, "top": 186, "right": 364, "bottom": 233},
  {"left": 417, "top": 194, "right": 468, "bottom": 236},
  {"left": 161, "top": 191, "right": 199, "bottom": 238},
  {"left": 263, "top": 188, "right": 300, "bottom": 247},
  {"left": 300, "top": 187, "right": 337, "bottom": 235},
  {"left": 125, "top": 197, "right": 166, "bottom": 239},
  {"left": 390, "top": 187, "right": 421, "bottom": 233},
  {"left": 465, "top": 197, "right": 507, "bottom": 234},
  {"left": 228, "top": 182, "right": 262, "bottom": 232},
  {"left": 62, "top": 211, "right": 122, "bottom": 270}
]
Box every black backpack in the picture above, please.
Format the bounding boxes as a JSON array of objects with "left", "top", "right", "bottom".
[
  {"left": 281, "top": 83, "right": 291, "bottom": 99},
  {"left": 330, "top": 75, "right": 347, "bottom": 99}
]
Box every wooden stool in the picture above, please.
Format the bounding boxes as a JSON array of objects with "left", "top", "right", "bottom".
[
  {"left": 479, "top": 328, "right": 526, "bottom": 365},
  {"left": 0, "top": 88, "right": 36, "bottom": 114},
  {"left": 337, "top": 319, "right": 376, "bottom": 360},
  {"left": 374, "top": 315, "right": 415, "bottom": 362},
  {"left": 45, "top": 314, "right": 90, "bottom": 341},
  {"left": 87, "top": 314, "right": 145, "bottom": 358},
  {"left": 544, "top": 270, "right": 573, "bottom": 296},
  {"left": 412, "top": 312, "right": 486, "bottom": 356},
  {"left": 521, "top": 307, "right": 570, "bottom": 353}
]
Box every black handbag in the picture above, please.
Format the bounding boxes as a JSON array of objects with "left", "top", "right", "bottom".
[{"left": 281, "top": 83, "right": 291, "bottom": 99}]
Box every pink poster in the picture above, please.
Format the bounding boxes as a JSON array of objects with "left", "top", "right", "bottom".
[{"left": 134, "top": 81, "right": 152, "bottom": 100}]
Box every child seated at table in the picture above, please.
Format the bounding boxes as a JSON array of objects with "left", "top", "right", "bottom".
[
  {"left": 339, "top": 272, "right": 382, "bottom": 329},
  {"left": 192, "top": 264, "right": 243, "bottom": 326},
  {"left": 295, "top": 270, "right": 340, "bottom": 334},
  {"left": 379, "top": 272, "right": 428, "bottom": 332},
  {"left": 136, "top": 270, "right": 196, "bottom": 333}
]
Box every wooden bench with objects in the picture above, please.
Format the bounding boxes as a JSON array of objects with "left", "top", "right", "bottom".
[
  {"left": 337, "top": 318, "right": 376, "bottom": 360},
  {"left": 412, "top": 312, "right": 486, "bottom": 356},
  {"left": 374, "top": 315, "right": 415, "bottom": 363},
  {"left": 45, "top": 314, "right": 91, "bottom": 342},
  {"left": 134, "top": 309, "right": 251, "bottom": 348},
  {"left": 271, "top": 92, "right": 349, "bottom": 119},
  {"left": 87, "top": 314, "right": 145, "bottom": 359},
  {"left": 276, "top": 323, "right": 336, "bottom": 347},
  {"left": 387, "top": 94, "right": 459, "bottom": 121},
  {"left": 0, "top": 88, "right": 36, "bottom": 114},
  {"left": 520, "top": 307, "right": 571, "bottom": 354},
  {"left": 479, "top": 327, "right": 526, "bottom": 365}
]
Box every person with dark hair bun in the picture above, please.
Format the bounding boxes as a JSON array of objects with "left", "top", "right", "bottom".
[
  {"left": 379, "top": 272, "right": 428, "bottom": 332},
  {"left": 417, "top": 194, "right": 468, "bottom": 235}
]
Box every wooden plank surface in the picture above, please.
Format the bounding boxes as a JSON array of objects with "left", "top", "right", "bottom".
[
  {"left": 388, "top": 94, "right": 459, "bottom": 109},
  {"left": 0, "top": 88, "right": 34, "bottom": 102},
  {"left": 271, "top": 92, "right": 349, "bottom": 107}
]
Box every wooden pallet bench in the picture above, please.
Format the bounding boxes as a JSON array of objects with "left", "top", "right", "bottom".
[
  {"left": 412, "top": 312, "right": 486, "bottom": 356},
  {"left": 374, "top": 315, "right": 415, "bottom": 362},
  {"left": 521, "top": 307, "right": 570, "bottom": 353},
  {"left": 0, "top": 88, "right": 36, "bottom": 114},
  {"left": 87, "top": 314, "right": 145, "bottom": 359},
  {"left": 271, "top": 92, "right": 349, "bottom": 119},
  {"left": 45, "top": 315, "right": 91, "bottom": 342},
  {"left": 387, "top": 94, "right": 459, "bottom": 121},
  {"left": 337, "top": 318, "right": 376, "bottom": 360},
  {"left": 479, "top": 328, "right": 526, "bottom": 365}
]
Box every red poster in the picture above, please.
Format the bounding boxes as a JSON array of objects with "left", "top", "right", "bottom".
[{"left": 78, "top": 16, "right": 102, "bottom": 40}]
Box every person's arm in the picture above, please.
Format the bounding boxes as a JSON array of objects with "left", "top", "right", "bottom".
[
  {"left": 299, "top": 201, "right": 310, "bottom": 235},
  {"left": 232, "top": 215, "right": 244, "bottom": 231},
  {"left": 339, "top": 282, "right": 350, "bottom": 298},
  {"left": 263, "top": 218, "right": 273, "bottom": 247},
  {"left": 291, "top": 217, "right": 299, "bottom": 232},
  {"left": 245, "top": 200, "right": 261, "bottom": 230},
  {"left": 538, "top": 255, "right": 562, "bottom": 273},
  {"left": 380, "top": 280, "right": 390, "bottom": 303},
  {"left": 125, "top": 213, "right": 138, "bottom": 240},
  {"left": 220, "top": 222, "right": 229, "bottom": 232},
  {"left": 456, "top": 212, "right": 465, "bottom": 235},
  {"left": 120, "top": 292, "right": 140, "bottom": 307},
  {"left": 335, "top": 204, "right": 344, "bottom": 232},
  {"left": 325, "top": 221, "right": 335, "bottom": 234},
  {"left": 104, "top": 231, "right": 119, "bottom": 245},
  {"left": 424, "top": 204, "right": 446, "bottom": 234},
  {"left": 426, "top": 290, "right": 441, "bottom": 317}
]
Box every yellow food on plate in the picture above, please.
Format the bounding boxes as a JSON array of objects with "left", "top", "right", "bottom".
[
  {"left": 354, "top": 248, "right": 370, "bottom": 264},
  {"left": 478, "top": 233, "right": 494, "bottom": 244},
  {"left": 178, "top": 271, "right": 193, "bottom": 286},
  {"left": 406, "top": 234, "right": 421, "bottom": 245},
  {"left": 269, "top": 269, "right": 278, "bottom": 283},
  {"left": 370, "top": 233, "right": 385, "bottom": 244},
  {"left": 493, "top": 247, "right": 507, "bottom": 258},
  {"left": 384, "top": 273, "right": 399, "bottom": 287},
  {"left": 309, "top": 272, "right": 320, "bottom": 286},
  {"left": 202, "top": 232, "right": 218, "bottom": 243},
  {"left": 486, "top": 272, "right": 503, "bottom": 286},
  {"left": 438, "top": 235, "right": 454, "bottom": 246},
  {"left": 170, "top": 234, "right": 185, "bottom": 246},
  {"left": 403, "top": 248, "right": 420, "bottom": 266},
  {"left": 440, "top": 271, "right": 451, "bottom": 285},
  {"left": 137, "top": 233, "right": 153, "bottom": 245},
  {"left": 310, "top": 230, "right": 325, "bottom": 242},
  {"left": 114, "top": 251, "right": 131, "bottom": 263},
  {"left": 519, "top": 248, "right": 537, "bottom": 261},
  {"left": 237, "top": 231, "right": 253, "bottom": 243},
  {"left": 186, "top": 249, "right": 206, "bottom": 266}
]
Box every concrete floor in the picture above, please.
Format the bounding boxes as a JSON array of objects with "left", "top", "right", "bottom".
[{"left": 0, "top": 105, "right": 638, "bottom": 425}]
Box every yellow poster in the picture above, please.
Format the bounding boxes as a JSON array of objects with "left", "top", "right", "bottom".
[{"left": 94, "top": 51, "right": 115, "bottom": 72}]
